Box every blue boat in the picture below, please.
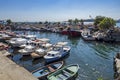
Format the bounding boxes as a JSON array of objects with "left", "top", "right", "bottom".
[
  {"left": 31, "top": 61, "right": 64, "bottom": 79},
  {"left": 44, "top": 45, "right": 71, "bottom": 63}
]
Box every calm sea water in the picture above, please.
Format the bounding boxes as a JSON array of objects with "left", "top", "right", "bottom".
[{"left": 10, "top": 31, "right": 120, "bottom": 80}]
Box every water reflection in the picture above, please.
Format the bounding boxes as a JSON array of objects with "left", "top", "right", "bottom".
[
  {"left": 8, "top": 31, "right": 120, "bottom": 80},
  {"left": 93, "top": 43, "right": 110, "bottom": 59},
  {"left": 67, "top": 36, "right": 80, "bottom": 45}
]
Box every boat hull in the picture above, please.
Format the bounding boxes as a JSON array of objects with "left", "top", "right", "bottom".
[
  {"left": 47, "top": 64, "right": 79, "bottom": 80},
  {"left": 45, "top": 51, "right": 69, "bottom": 63},
  {"left": 61, "top": 30, "right": 81, "bottom": 37},
  {"left": 31, "top": 61, "right": 63, "bottom": 79}
]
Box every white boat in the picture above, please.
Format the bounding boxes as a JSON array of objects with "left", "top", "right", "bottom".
[
  {"left": 31, "top": 48, "right": 47, "bottom": 59},
  {"left": 81, "top": 30, "right": 95, "bottom": 41},
  {"left": 53, "top": 42, "right": 69, "bottom": 48},
  {"left": 44, "top": 45, "right": 71, "bottom": 63},
  {"left": 30, "top": 39, "right": 46, "bottom": 46},
  {"left": 8, "top": 38, "right": 27, "bottom": 47},
  {"left": 28, "top": 38, "right": 51, "bottom": 47},
  {"left": 81, "top": 34, "right": 95, "bottom": 41},
  {"left": 41, "top": 43, "right": 52, "bottom": 48},
  {"left": 38, "top": 38, "right": 50, "bottom": 42},
  {"left": 56, "top": 42, "right": 68, "bottom": 46},
  {"left": 22, "top": 34, "right": 36, "bottom": 40},
  {"left": 18, "top": 45, "right": 35, "bottom": 55},
  {"left": 19, "top": 44, "right": 27, "bottom": 48},
  {"left": 0, "top": 33, "right": 11, "bottom": 40},
  {"left": 19, "top": 40, "right": 33, "bottom": 48}
]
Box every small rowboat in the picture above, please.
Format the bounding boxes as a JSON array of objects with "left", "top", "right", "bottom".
[
  {"left": 31, "top": 61, "right": 64, "bottom": 79},
  {"left": 47, "top": 64, "right": 79, "bottom": 80}
]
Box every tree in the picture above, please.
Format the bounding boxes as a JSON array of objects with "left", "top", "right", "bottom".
[
  {"left": 68, "top": 19, "right": 73, "bottom": 25},
  {"left": 57, "top": 22, "right": 60, "bottom": 27},
  {"left": 6, "top": 19, "right": 12, "bottom": 25},
  {"left": 98, "top": 17, "right": 116, "bottom": 30},
  {"left": 79, "top": 19, "right": 84, "bottom": 26},
  {"left": 94, "top": 16, "right": 105, "bottom": 26},
  {"left": 44, "top": 21, "right": 48, "bottom": 24},
  {"left": 74, "top": 18, "right": 79, "bottom": 24},
  {"left": 39, "top": 22, "right": 42, "bottom": 24}
]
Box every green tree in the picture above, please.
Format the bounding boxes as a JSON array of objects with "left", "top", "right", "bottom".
[
  {"left": 44, "top": 21, "right": 48, "bottom": 24},
  {"left": 6, "top": 19, "right": 12, "bottom": 25},
  {"left": 68, "top": 19, "right": 73, "bottom": 25},
  {"left": 98, "top": 17, "right": 116, "bottom": 30},
  {"left": 79, "top": 19, "right": 84, "bottom": 26},
  {"left": 57, "top": 22, "right": 60, "bottom": 27},
  {"left": 74, "top": 18, "right": 79, "bottom": 24},
  {"left": 39, "top": 22, "right": 42, "bottom": 24},
  {"left": 94, "top": 16, "right": 105, "bottom": 26}
]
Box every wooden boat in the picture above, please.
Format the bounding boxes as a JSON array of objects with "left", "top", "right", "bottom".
[
  {"left": 47, "top": 64, "right": 79, "bottom": 80},
  {"left": 31, "top": 61, "right": 64, "bottom": 79}
]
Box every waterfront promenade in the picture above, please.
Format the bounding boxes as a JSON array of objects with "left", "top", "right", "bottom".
[{"left": 0, "top": 51, "right": 38, "bottom": 80}]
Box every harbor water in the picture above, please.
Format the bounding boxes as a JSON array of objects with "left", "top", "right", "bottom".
[{"left": 9, "top": 31, "right": 120, "bottom": 80}]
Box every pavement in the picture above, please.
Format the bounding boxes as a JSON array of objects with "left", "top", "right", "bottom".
[{"left": 0, "top": 51, "right": 38, "bottom": 80}]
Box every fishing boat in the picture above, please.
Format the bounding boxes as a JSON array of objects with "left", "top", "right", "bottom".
[
  {"left": 81, "top": 34, "right": 95, "bottom": 41},
  {"left": 31, "top": 48, "right": 46, "bottom": 59},
  {"left": 41, "top": 43, "right": 52, "bottom": 48},
  {"left": 81, "top": 29, "right": 95, "bottom": 41},
  {"left": 0, "top": 33, "right": 11, "bottom": 41},
  {"left": 61, "top": 30, "right": 81, "bottom": 37},
  {"left": 18, "top": 45, "right": 35, "bottom": 55},
  {"left": 31, "top": 61, "right": 64, "bottom": 79},
  {"left": 56, "top": 42, "right": 68, "bottom": 46},
  {"left": 44, "top": 45, "right": 71, "bottom": 63},
  {"left": 47, "top": 64, "right": 79, "bottom": 80},
  {"left": 8, "top": 38, "right": 27, "bottom": 47},
  {"left": 23, "top": 34, "right": 36, "bottom": 40},
  {"left": 39, "top": 38, "right": 50, "bottom": 43}
]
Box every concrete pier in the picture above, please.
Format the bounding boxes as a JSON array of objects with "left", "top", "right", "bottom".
[{"left": 0, "top": 51, "right": 38, "bottom": 80}]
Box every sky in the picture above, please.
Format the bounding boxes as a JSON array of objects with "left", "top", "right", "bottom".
[{"left": 0, "top": 0, "right": 120, "bottom": 22}]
